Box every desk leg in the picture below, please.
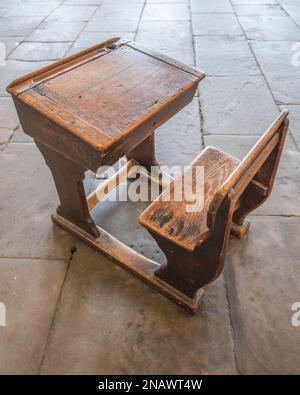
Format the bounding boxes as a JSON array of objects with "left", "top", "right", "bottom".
[
  {"left": 127, "top": 133, "right": 159, "bottom": 170},
  {"left": 36, "top": 141, "right": 99, "bottom": 238}
]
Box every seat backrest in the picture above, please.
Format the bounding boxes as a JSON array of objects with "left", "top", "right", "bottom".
[{"left": 208, "top": 110, "right": 289, "bottom": 229}]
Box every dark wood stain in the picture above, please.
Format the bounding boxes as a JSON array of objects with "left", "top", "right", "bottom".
[{"left": 140, "top": 146, "right": 240, "bottom": 251}]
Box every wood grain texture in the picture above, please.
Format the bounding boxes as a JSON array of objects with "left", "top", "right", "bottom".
[
  {"left": 7, "top": 39, "right": 204, "bottom": 158},
  {"left": 139, "top": 147, "right": 240, "bottom": 252},
  {"left": 139, "top": 111, "right": 289, "bottom": 301}
]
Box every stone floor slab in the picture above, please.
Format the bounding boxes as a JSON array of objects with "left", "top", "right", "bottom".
[
  {"left": 262, "top": 146, "right": 300, "bottom": 216},
  {"left": 46, "top": 5, "right": 97, "bottom": 22},
  {"left": 26, "top": 21, "right": 86, "bottom": 42},
  {"left": 39, "top": 243, "right": 237, "bottom": 374},
  {"left": 89, "top": 180, "right": 166, "bottom": 261},
  {"left": 239, "top": 15, "right": 300, "bottom": 41},
  {"left": 100, "top": 0, "right": 145, "bottom": 9},
  {"left": 136, "top": 21, "right": 194, "bottom": 65},
  {"left": 74, "top": 31, "right": 135, "bottom": 49},
  {"left": 281, "top": 4, "right": 300, "bottom": 26},
  {"left": 3, "top": 1, "right": 61, "bottom": 17},
  {"left": 194, "top": 36, "right": 259, "bottom": 76},
  {"left": 148, "top": 0, "right": 188, "bottom": 3},
  {"left": 225, "top": 216, "right": 300, "bottom": 374},
  {"left": 249, "top": 41, "right": 300, "bottom": 104},
  {"left": 0, "top": 257, "right": 68, "bottom": 374},
  {"left": 0, "top": 16, "right": 44, "bottom": 37},
  {"left": 266, "top": 75, "right": 300, "bottom": 105},
  {"left": 279, "top": 0, "right": 300, "bottom": 3},
  {"left": 232, "top": 0, "right": 277, "bottom": 4},
  {"left": 156, "top": 98, "right": 202, "bottom": 169},
  {"left": 0, "top": 1, "right": 22, "bottom": 17},
  {"left": 0, "top": 143, "right": 76, "bottom": 259},
  {"left": 64, "top": 0, "right": 103, "bottom": 4},
  {"left": 10, "top": 124, "right": 33, "bottom": 143},
  {"left": 89, "top": 4, "right": 143, "bottom": 22},
  {"left": 0, "top": 97, "right": 18, "bottom": 130},
  {"left": 0, "top": 36, "right": 24, "bottom": 56},
  {"left": 250, "top": 41, "right": 300, "bottom": 77},
  {"left": 233, "top": 4, "right": 286, "bottom": 16},
  {"left": 85, "top": 8, "right": 141, "bottom": 32},
  {"left": 200, "top": 76, "right": 279, "bottom": 135},
  {"left": 192, "top": 13, "right": 243, "bottom": 36},
  {"left": 65, "top": 46, "right": 85, "bottom": 56},
  {"left": 0, "top": 128, "right": 13, "bottom": 145},
  {"left": 142, "top": 3, "right": 190, "bottom": 21},
  {"left": 191, "top": 0, "right": 233, "bottom": 14},
  {"left": 8, "top": 42, "right": 71, "bottom": 61},
  {"left": 85, "top": 19, "right": 138, "bottom": 34}
]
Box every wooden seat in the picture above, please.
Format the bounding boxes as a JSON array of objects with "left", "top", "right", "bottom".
[
  {"left": 139, "top": 147, "right": 240, "bottom": 252},
  {"left": 139, "top": 111, "right": 289, "bottom": 305}
]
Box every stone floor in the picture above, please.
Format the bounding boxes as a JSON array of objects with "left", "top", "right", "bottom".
[{"left": 0, "top": 0, "right": 300, "bottom": 375}]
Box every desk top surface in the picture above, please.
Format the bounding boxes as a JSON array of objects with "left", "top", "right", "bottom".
[{"left": 7, "top": 38, "right": 205, "bottom": 152}]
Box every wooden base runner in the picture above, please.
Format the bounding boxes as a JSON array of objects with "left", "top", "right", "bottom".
[
  {"left": 230, "top": 220, "right": 250, "bottom": 239},
  {"left": 53, "top": 214, "right": 204, "bottom": 313}
]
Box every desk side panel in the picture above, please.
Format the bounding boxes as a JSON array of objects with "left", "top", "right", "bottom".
[{"left": 13, "top": 97, "right": 104, "bottom": 172}]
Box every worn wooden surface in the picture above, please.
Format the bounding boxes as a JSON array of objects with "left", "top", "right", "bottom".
[
  {"left": 139, "top": 146, "right": 240, "bottom": 252},
  {"left": 140, "top": 111, "right": 289, "bottom": 300},
  {"left": 7, "top": 37, "right": 204, "bottom": 169}
]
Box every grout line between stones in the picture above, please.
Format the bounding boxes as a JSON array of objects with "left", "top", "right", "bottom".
[
  {"left": 277, "top": 0, "right": 300, "bottom": 30},
  {"left": 229, "top": 0, "right": 300, "bottom": 152},
  {"left": 134, "top": 0, "right": 151, "bottom": 41},
  {"left": 189, "top": 0, "right": 205, "bottom": 150},
  {"left": 37, "top": 243, "right": 77, "bottom": 374},
  {"left": 62, "top": 1, "right": 103, "bottom": 56}
]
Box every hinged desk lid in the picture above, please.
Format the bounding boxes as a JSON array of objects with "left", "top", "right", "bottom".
[{"left": 7, "top": 38, "right": 205, "bottom": 155}]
